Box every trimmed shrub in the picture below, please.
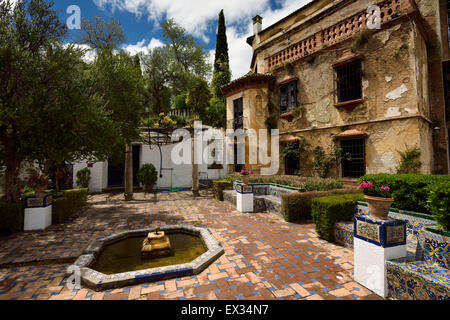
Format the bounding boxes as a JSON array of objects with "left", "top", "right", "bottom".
[
  {"left": 52, "top": 189, "right": 88, "bottom": 224},
  {"left": 212, "top": 180, "right": 233, "bottom": 201},
  {"left": 245, "top": 175, "right": 343, "bottom": 191},
  {"left": 282, "top": 187, "right": 362, "bottom": 222},
  {"left": 0, "top": 201, "right": 24, "bottom": 235},
  {"left": 426, "top": 181, "right": 450, "bottom": 231},
  {"left": 311, "top": 193, "right": 365, "bottom": 242},
  {"left": 359, "top": 174, "right": 450, "bottom": 214},
  {"left": 136, "top": 164, "right": 158, "bottom": 188}
]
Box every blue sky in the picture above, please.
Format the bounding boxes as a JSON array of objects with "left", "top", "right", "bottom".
[{"left": 32, "top": 0, "right": 313, "bottom": 79}]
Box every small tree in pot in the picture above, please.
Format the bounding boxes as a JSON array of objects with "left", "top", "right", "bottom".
[{"left": 137, "top": 164, "right": 158, "bottom": 193}]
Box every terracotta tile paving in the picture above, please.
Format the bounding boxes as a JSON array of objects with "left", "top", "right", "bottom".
[{"left": 0, "top": 191, "right": 384, "bottom": 300}]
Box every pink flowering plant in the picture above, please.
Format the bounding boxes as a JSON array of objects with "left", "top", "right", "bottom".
[
  {"left": 359, "top": 181, "right": 392, "bottom": 198},
  {"left": 241, "top": 170, "right": 253, "bottom": 176},
  {"left": 24, "top": 174, "right": 51, "bottom": 189}
]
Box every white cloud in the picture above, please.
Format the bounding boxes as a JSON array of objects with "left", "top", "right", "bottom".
[
  {"left": 93, "top": 0, "right": 314, "bottom": 79},
  {"left": 122, "top": 38, "right": 164, "bottom": 55}
]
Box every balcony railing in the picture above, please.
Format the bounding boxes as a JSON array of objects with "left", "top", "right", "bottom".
[
  {"left": 227, "top": 116, "right": 248, "bottom": 130},
  {"left": 266, "top": 0, "right": 410, "bottom": 71}
]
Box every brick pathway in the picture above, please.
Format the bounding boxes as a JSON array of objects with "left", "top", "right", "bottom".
[{"left": 0, "top": 191, "right": 383, "bottom": 300}]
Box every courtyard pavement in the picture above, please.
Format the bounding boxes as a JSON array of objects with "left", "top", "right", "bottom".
[{"left": 0, "top": 190, "right": 383, "bottom": 300}]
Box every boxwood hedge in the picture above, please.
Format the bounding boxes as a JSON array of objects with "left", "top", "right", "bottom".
[
  {"left": 311, "top": 193, "right": 365, "bottom": 242},
  {"left": 281, "top": 187, "right": 362, "bottom": 222},
  {"left": 359, "top": 174, "right": 450, "bottom": 214}
]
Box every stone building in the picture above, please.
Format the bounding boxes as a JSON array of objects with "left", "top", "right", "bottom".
[{"left": 221, "top": 0, "right": 450, "bottom": 178}]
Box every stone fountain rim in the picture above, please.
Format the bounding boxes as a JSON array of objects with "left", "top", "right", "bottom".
[{"left": 67, "top": 225, "right": 224, "bottom": 291}]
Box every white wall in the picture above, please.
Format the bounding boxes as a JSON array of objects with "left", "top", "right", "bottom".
[
  {"left": 73, "top": 136, "right": 228, "bottom": 193},
  {"left": 73, "top": 161, "right": 107, "bottom": 193}
]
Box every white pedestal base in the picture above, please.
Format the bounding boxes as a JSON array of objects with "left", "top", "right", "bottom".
[
  {"left": 24, "top": 205, "right": 52, "bottom": 231},
  {"left": 354, "top": 237, "right": 406, "bottom": 297},
  {"left": 237, "top": 193, "right": 253, "bottom": 213}
]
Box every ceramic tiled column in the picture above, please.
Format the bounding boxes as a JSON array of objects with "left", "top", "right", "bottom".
[
  {"left": 24, "top": 195, "right": 53, "bottom": 231},
  {"left": 235, "top": 183, "right": 253, "bottom": 213},
  {"left": 353, "top": 215, "right": 407, "bottom": 297}
]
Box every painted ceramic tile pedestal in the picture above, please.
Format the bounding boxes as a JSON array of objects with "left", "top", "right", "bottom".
[
  {"left": 24, "top": 195, "right": 53, "bottom": 231},
  {"left": 235, "top": 184, "right": 253, "bottom": 213},
  {"left": 353, "top": 215, "right": 407, "bottom": 297}
]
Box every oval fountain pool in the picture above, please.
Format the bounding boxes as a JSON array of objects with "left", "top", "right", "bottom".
[{"left": 68, "top": 225, "right": 224, "bottom": 291}]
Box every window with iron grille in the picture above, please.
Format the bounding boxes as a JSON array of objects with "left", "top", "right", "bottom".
[
  {"left": 279, "top": 81, "right": 297, "bottom": 114},
  {"left": 341, "top": 139, "right": 366, "bottom": 178},
  {"left": 335, "top": 60, "right": 362, "bottom": 103}
]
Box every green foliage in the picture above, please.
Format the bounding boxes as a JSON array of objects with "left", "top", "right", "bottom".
[
  {"left": 0, "top": 0, "right": 130, "bottom": 202},
  {"left": 141, "top": 46, "right": 173, "bottom": 115},
  {"left": 311, "top": 193, "right": 365, "bottom": 241},
  {"left": 203, "top": 97, "right": 226, "bottom": 128},
  {"left": 186, "top": 77, "right": 212, "bottom": 118},
  {"left": 136, "top": 164, "right": 158, "bottom": 187},
  {"left": 212, "top": 180, "right": 233, "bottom": 201},
  {"left": 359, "top": 174, "right": 450, "bottom": 214},
  {"left": 281, "top": 140, "right": 300, "bottom": 161},
  {"left": 0, "top": 200, "right": 24, "bottom": 235},
  {"left": 396, "top": 146, "right": 422, "bottom": 174},
  {"left": 161, "top": 19, "right": 211, "bottom": 94},
  {"left": 52, "top": 189, "right": 88, "bottom": 224},
  {"left": 173, "top": 92, "right": 188, "bottom": 110},
  {"left": 284, "top": 61, "right": 294, "bottom": 74},
  {"left": 78, "top": 16, "right": 126, "bottom": 49},
  {"left": 282, "top": 187, "right": 362, "bottom": 222},
  {"left": 212, "top": 58, "right": 231, "bottom": 99},
  {"left": 213, "top": 10, "right": 230, "bottom": 82},
  {"left": 351, "top": 29, "right": 371, "bottom": 50},
  {"left": 312, "top": 146, "right": 345, "bottom": 178},
  {"left": 426, "top": 181, "right": 450, "bottom": 231},
  {"left": 247, "top": 175, "right": 343, "bottom": 191},
  {"left": 76, "top": 168, "right": 91, "bottom": 189}
]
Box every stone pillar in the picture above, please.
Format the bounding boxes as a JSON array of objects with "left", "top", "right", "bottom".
[
  {"left": 236, "top": 183, "right": 253, "bottom": 213},
  {"left": 124, "top": 144, "right": 133, "bottom": 201},
  {"left": 353, "top": 215, "right": 407, "bottom": 298},
  {"left": 24, "top": 195, "right": 53, "bottom": 231}
]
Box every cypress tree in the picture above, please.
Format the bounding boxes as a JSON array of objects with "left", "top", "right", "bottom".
[{"left": 212, "top": 9, "right": 231, "bottom": 99}]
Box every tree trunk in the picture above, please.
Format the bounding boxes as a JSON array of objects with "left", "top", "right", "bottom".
[
  {"left": 191, "top": 133, "right": 200, "bottom": 197},
  {"left": 4, "top": 160, "right": 21, "bottom": 203},
  {"left": 124, "top": 144, "right": 134, "bottom": 201}
]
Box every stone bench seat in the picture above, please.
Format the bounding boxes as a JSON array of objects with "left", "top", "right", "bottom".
[
  {"left": 223, "top": 183, "right": 296, "bottom": 215},
  {"left": 386, "top": 258, "right": 450, "bottom": 300}
]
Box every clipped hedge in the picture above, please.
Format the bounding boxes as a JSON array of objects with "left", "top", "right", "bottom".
[
  {"left": 212, "top": 180, "right": 233, "bottom": 201},
  {"left": 426, "top": 181, "right": 450, "bottom": 231},
  {"left": 281, "top": 187, "right": 362, "bottom": 222},
  {"left": 246, "top": 175, "right": 343, "bottom": 191},
  {"left": 311, "top": 193, "right": 365, "bottom": 242},
  {"left": 52, "top": 189, "right": 88, "bottom": 224},
  {"left": 359, "top": 174, "right": 450, "bottom": 214},
  {"left": 0, "top": 201, "right": 24, "bottom": 235}
]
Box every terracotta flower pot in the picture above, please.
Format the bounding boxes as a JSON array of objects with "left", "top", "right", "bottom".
[
  {"left": 364, "top": 195, "right": 394, "bottom": 220},
  {"left": 34, "top": 185, "right": 48, "bottom": 198},
  {"left": 145, "top": 184, "right": 153, "bottom": 193},
  {"left": 241, "top": 175, "right": 250, "bottom": 185}
]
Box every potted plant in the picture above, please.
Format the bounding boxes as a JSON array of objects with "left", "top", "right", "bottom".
[
  {"left": 24, "top": 174, "right": 51, "bottom": 198},
  {"left": 76, "top": 168, "right": 91, "bottom": 189},
  {"left": 359, "top": 181, "right": 393, "bottom": 220},
  {"left": 240, "top": 170, "right": 253, "bottom": 185},
  {"left": 137, "top": 164, "right": 158, "bottom": 193}
]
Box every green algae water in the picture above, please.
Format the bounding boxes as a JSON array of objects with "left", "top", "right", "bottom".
[{"left": 92, "top": 233, "right": 207, "bottom": 275}]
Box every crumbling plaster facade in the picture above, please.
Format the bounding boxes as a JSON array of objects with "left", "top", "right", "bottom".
[{"left": 222, "top": 0, "right": 444, "bottom": 178}]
